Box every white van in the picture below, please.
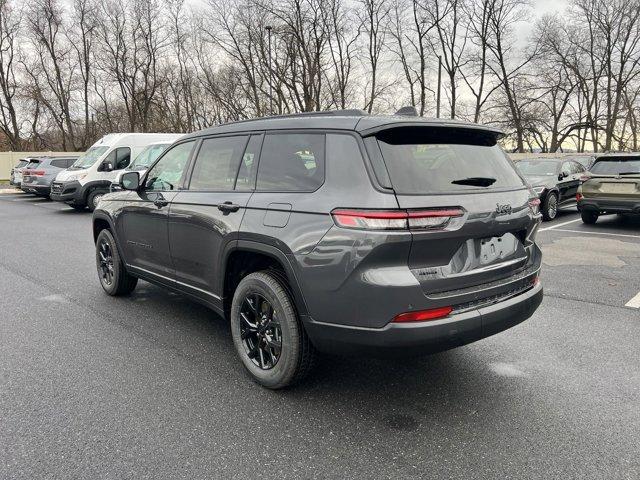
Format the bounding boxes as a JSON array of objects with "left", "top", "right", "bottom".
[
  {"left": 110, "top": 137, "right": 184, "bottom": 191},
  {"left": 51, "top": 133, "right": 183, "bottom": 211}
]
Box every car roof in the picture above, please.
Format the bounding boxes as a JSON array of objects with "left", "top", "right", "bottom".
[
  {"left": 594, "top": 152, "right": 640, "bottom": 159},
  {"left": 518, "top": 158, "right": 566, "bottom": 163},
  {"left": 181, "top": 110, "right": 503, "bottom": 140}
]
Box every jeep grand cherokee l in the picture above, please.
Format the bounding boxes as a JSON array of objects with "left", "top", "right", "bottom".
[{"left": 92, "top": 110, "right": 543, "bottom": 389}]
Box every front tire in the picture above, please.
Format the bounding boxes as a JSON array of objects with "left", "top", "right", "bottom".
[
  {"left": 87, "top": 189, "right": 109, "bottom": 212},
  {"left": 581, "top": 210, "right": 599, "bottom": 224},
  {"left": 542, "top": 192, "right": 558, "bottom": 221},
  {"left": 95, "top": 229, "right": 138, "bottom": 296},
  {"left": 230, "top": 271, "right": 315, "bottom": 389}
]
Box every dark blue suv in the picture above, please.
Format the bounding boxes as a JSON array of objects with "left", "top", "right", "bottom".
[{"left": 92, "top": 111, "right": 543, "bottom": 388}]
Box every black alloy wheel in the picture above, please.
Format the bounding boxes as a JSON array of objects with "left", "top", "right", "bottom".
[
  {"left": 230, "top": 271, "right": 315, "bottom": 389},
  {"left": 95, "top": 229, "right": 138, "bottom": 296},
  {"left": 239, "top": 293, "right": 283, "bottom": 370},
  {"left": 97, "top": 239, "right": 115, "bottom": 287}
]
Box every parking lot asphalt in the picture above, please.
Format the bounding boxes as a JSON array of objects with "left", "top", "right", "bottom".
[{"left": 1, "top": 193, "right": 639, "bottom": 479}]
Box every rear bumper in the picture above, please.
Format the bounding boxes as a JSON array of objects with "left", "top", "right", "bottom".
[
  {"left": 50, "top": 180, "right": 82, "bottom": 204},
  {"left": 21, "top": 183, "right": 51, "bottom": 195},
  {"left": 578, "top": 197, "right": 640, "bottom": 214},
  {"left": 304, "top": 282, "right": 543, "bottom": 356}
]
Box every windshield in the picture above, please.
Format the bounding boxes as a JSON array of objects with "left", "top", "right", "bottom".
[
  {"left": 517, "top": 161, "right": 559, "bottom": 176},
  {"left": 375, "top": 128, "right": 524, "bottom": 194},
  {"left": 70, "top": 146, "right": 110, "bottom": 169},
  {"left": 568, "top": 156, "right": 594, "bottom": 168},
  {"left": 128, "top": 143, "right": 171, "bottom": 171},
  {"left": 590, "top": 158, "right": 640, "bottom": 175}
]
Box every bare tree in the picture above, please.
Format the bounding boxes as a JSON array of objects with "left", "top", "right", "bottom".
[{"left": 0, "top": 0, "right": 22, "bottom": 149}]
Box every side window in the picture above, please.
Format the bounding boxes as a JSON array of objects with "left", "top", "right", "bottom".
[
  {"left": 115, "top": 147, "right": 131, "bottom": 169},
  {"left": 561, "top": 162, "right": 572, "bottom": 175},
  {"left": 571, "top": 162, "right": 584, "bottom": 174},
  {"left": 256, "top": 133, "right": 325, "bottom": 192},
  {"left": 188, "top": 136, "right": 248, "bottom": 191},
  {"left": 50, "top": 159, "right": 67, "bottom": 168},
  {"left": 235, "top": 135, "right": 262, "bottom": 191},
  {"left": 145, "top": 141, "right": 195, "bottom": 191}
]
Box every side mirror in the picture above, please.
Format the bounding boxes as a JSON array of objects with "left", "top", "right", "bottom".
[
  {"left": 120, "top": 171, "right": 140, "bottom": 191},
  {"left": 559, "top": 171, "right": 569, "bottom": 180},
  {"left": 100, "top": 160, "right": 114, "bottom": 172}
]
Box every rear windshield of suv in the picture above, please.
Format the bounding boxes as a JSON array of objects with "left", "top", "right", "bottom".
[
  {"left": 15, "top": 160, "right": 29, "bottom": 168},
  {"left": 25, "top": 160, "right": 41, "bottom": 169},
  {"left": 590, "top": 158, "right": 640, "bottom": 175},
  {"left": 375, "top": 127, "right": 525, "bottom": 194}
]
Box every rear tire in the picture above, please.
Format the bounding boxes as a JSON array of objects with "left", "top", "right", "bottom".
[
  {"left": 581, "top": 210, "right": 599, "bottom": 224},
  {"left": 87, "top": 189, "right": 109, "bottom": 212},
  {"left": 542, "top": 192, "right": 558, "bottom": 221},
  {"left": 230, "top": 271, "right": 315, "bottom": 389},
  {"left": 95, "top": 229, "right": 138, "bottom": 296}
]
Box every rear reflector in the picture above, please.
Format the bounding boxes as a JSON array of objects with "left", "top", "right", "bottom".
[
  {"left": 393, "top": 306, "right": 453, "bottom": 323},
  {"left": 331, "top": 208, "right": 464, "bottom": 231},
  {"left": 576, "top": 192, "right": 583, "bottom": 202},
  {"left": 30, "top": 170, "right": 45, "bottom": 176}
]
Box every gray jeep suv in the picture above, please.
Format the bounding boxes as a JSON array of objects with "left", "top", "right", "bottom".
[{"left": 92, "top": 111, "right": 543, "bottom": 388}]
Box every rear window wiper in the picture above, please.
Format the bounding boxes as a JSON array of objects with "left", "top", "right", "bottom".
[{"left": 451, "top": 177, "right": 497, "bottom": 187}]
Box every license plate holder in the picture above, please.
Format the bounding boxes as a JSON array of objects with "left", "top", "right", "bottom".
[{"left": 479, "top": 235, "right": 518, "bottom": 265}]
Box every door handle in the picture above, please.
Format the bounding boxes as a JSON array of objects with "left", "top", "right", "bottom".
[
  {"left": 153, "top": 196, "right": 169, "bottom": 208},
  {"left": 218, "top": 201, "right": 240, "bottom": 213}
]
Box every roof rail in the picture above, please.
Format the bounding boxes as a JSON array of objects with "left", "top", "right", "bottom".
[{"left": 262, "top": 109, "right": 368, "bottom": 120}]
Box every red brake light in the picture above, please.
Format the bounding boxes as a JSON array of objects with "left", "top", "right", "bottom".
[
  {"left": 331, "top": 208, "right": 464, "bottom": 231},
  {"left": 393, "top": 306, "right": 453, "bottom": 323},
  {"left": 31, "top": 170, "right": 45, "bottom": 176},
  {"left": 576, "top": 192, "right": 583, "bottom": 202},
  {"left": 528, "top": 198, "right": 540, "bottom": 214}
]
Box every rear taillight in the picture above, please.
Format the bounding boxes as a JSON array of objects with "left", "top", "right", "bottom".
[
  {"left": 579, "top": 175, "right": 590, "bottom": 183},
  {"left": 528, "top": 198, "right": 540, "bottom": 215},
  {"left": 331, "top": 208, "right": 464, "bottom": 231},
  {"left": 576, "top": 192, "right": 583, "bottom": 202},
  {"left": 30, "top": 170, "right": 45, "bottom": 176},
  {"left": 393, "top": 306, "right": 453, "bottom": 323}
]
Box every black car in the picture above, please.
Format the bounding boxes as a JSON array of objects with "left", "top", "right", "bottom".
[
  {"left": 92, "top": 110, "right": 543, "bottom": 388},
  {"left": 516, "top": 158, "right": 587, "bottom": 220}
]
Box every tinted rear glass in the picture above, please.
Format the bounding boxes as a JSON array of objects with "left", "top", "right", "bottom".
[
  {"left": 375, "top": 127, "right": 524, "bottom": 194},
  {"left": 257, "top": 133, "right": 325, "bottom": 191},
  {"left": 25, "top": 160, "right": 41, "bottom": 169},
  {"left": 16, "top": 160, "right": 28, "bottom": 168},
  {"left": 50, "top": 159, "right": 68, "bottom": 168},
  {"left": 591, "top": 158, "right": 640, "bottom": 175}
]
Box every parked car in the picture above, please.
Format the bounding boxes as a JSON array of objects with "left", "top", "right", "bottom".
[
  {"left": 577, "top": 153, "right": 640, "bottom": 224},
  {"left": 20, "top": 156, "right": 79, "bottom": 197},
  {"left": 566, "top": 154, "right": 596, "bottom": 170},
  {"left": 92, "top": 110, "right": 543, "bottom": 389},
  {"left": 50, "top": 133, "right": 183, "bottom": 211},
  {"left": 9, "top": 158, "right": 37, "bottom": 187},
  {"left": 516, "top": 158, "right": 588, "bottom": 220},
  {"left": 111, "top": 138, "right": 184, "bottom": 191}
]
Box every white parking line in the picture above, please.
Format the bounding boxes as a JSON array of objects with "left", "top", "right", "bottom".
[
  {"left": 539, "top": 218, "right": 583, "bottom": 232},
  {"left": 625, "top": 292, "right": 640, "bottom": 308},
  {"left": 551, "top": 228, "right": 640, "bottom": 240}
]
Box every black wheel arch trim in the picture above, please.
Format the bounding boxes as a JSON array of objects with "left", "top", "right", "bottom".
[
  {"left": 224, "top": 240, "right": 310, "bottom": 317},
  {"left": 75, "top": 179, "right": 114, "bottom": 205}
]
